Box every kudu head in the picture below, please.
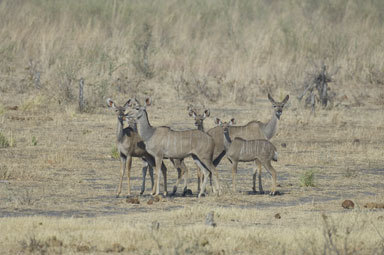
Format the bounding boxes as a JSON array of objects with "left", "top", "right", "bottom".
[
  {"left": 214, "top": 118, "right": 236, "bottom": 132},
  {"left": 268, "top": 94, "right": 289, "bottom": 120},
  {"left": 107, "top": 98, "right": 131, "bottom": 124},
  {"left": 126, "top": 98, "right": 152, "bottom": 120},
  {"left": 187, "top": 105, "right": 210, "bottom": 131}
]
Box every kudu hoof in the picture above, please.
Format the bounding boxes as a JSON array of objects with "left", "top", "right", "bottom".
[
  {"left": 198, "top": 193, "right": 206, "bottom": 198},
  {"left": 269, "top": 191, "right": 281, "bottom": 196},
  {"left": 182, "top": 189, "right": 193, "bottom": 197}
]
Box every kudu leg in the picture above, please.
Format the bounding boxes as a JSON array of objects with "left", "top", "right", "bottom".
[
  {"left": 193, "top": 160, "right": 210, "bottom": 198},
  {"left": 180, "top": 160, "right": 189, "bottom": 195},
  {"left": 231, "top": 160, "right": 238, "bottom": 192},
  {"left": 116, "top": 154, "right": 127, "bottom": 198},
  {"left": 149, "top": 164, "right": 154, "bottom": 191},
  {"left": 171, "top": 159, "right": 182, "bottom": 195},
  {"left": 263, "top": 161, "right": 278, "bottom": 196},
  {"left": 197, "top": 167, "right": 202, "bottom": 193},
  {"left": 161, "top": 161, "right": 168, "bottom": 196},
  {"left": 153, "top": 157, "right": 163, "bottom": 196},
  {"left": 126, "top": 156, "right": 132, "bottom": 197},
  {"left": 140, "top": 160, "right": 149, "bottom": 195},
  {"left": 200, "top": 158, "right": 221, "bottom": 196},
  {"left": 254, "top": 159, "right": 264, "bottom": 194}
]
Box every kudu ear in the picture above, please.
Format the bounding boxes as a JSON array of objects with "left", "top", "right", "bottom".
[
  {"left": 230, "top": 118, "right": 236, "bottom": 125},
  {"left": 188, "top": 108, "right": 196, "bottom": 117},
  {"left": 123, "top": 98, "right": 133, "bottom": 108},
  {"left": 268, "top": 93, "right": 277, "bottom": 105},
  {"left": 214, "top": 118, "right": 221, "bottom": 125},
  {"left": 203, "top": 109, "right": 210, "bottom": 118},
  {"left": 107, "top": 98, "right": 116, "bottom": 108},
  {"left": 145, "top": 98, "right": 152, "bottom": 107},
  {"left": 282, "top": 95, "right": 289, "bottom": 105}
]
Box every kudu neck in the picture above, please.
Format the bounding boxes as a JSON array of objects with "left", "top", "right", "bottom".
[
  {"left": 116, "top": 118, "right": 125, "bottom": 142},
  {"left": 263, "top": 113, "right": 279, "bottom": 140},
  {"left": 223, "top": 127, "right": 232, "bottom": 150},
  {"left": 135, "top": 110, "right": 155, "bottom": 141}
]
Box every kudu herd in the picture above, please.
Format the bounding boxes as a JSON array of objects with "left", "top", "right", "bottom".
[{"left": 107, "top": 94, "right": 289, "bottom": 198}]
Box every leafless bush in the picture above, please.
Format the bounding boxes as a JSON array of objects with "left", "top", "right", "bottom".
[
  {"left": 113, "top": 73, "right": 145, "bottom": 96},
  {"left": 298, "top": 63, "right": 338, "bottom": 114},
  {"left": 133, "top": 23, "right": 154, "bottom": 79},
  {"left": 173, "top": 72, "right": 221, "bottom": 104},
  {"left": 0, "top": 165, "right": 10, "bottom": 180},
  {"left": 26, "top": 59, "right": 41, "bottom": 89},
  {"left": 20, "top": 236, "right": 63, "bottom": 255},
  {"left": 366, "top": 65, "right": 384, "bottom": 86}
]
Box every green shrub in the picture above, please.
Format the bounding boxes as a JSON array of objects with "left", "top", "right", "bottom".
[
  {"left": 300, "top": 170, "right": 315, "bottom": 187},
  {"left": 111, "top": 146, "right": 119, "bottom": 159},
  {"left": 31, "top": 136, "right": 38, "bottom": 146},
  {"left": 0, "top": 131, "right": 10, "bottom": 148}
]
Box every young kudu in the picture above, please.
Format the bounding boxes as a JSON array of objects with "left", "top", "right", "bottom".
[
  {"left": 186, "top": 105, "right": 211, "bottom": 192},
  {"left": 126, "top": 98, "right": 220, "bottom": 197},
  {"left": 187, "top": 94, "right": 288, "bottom": 193},
  {"left": 216, "top": 118, "right": 279, "bottom": 195},
  {"left": 107, "top": 98, "right": 167, "bottom": 197}
]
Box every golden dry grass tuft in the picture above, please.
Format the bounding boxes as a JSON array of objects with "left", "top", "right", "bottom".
[{"left": 1, "top": 1, "right": 384, "bottom": 254}]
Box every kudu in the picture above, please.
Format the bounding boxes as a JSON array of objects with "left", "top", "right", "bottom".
[
  {"left": 187, "top": 94, "right": 288, "bottom": 193},
  {"left": 107, "top": 98, "right": 167, "bottom": 197},
  {"left": 216, "top": 118, "right": 279, "bottom": 195},
  {"left": 187, "top": 105, "right": 210, "bottom": 192},
  {"left": 126, "top": 98, "right": 220, "bottom": 197}
]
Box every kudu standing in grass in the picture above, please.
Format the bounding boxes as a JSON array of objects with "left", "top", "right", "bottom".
[
  {"left": 126, "top": 98, "right": 220, "bottom": 197},
  {"left": 107, "top": 98, "right": 167, "bottom": 197},
  {"left": 186, "top": 105, "right": 211, "bottom": 192},
  {"left": 216, "top": 118, "right": 279, "bottom": 195},
  {"left": 187, "top": 94, "right": 288, "bottom": 193}
]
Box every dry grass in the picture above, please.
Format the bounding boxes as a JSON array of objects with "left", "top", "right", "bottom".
[
  {"left": 1, "top": 1, "right": 384, "bottom": 254},
  {"left": 0, "top": 93, "right": 384, "bottom": 253},
  {"left": 0, "top": 0, "right": 384, "bottom": 108},
  {"left": 1, "top": 208, "right": 383, "bottom": 254}
]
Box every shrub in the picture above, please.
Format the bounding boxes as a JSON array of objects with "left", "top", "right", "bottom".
[
  {"left": 31, "top": 136, "right": 38, "bottom": 146},
  {"left": 299, "top": 170, "right": 315, "bottom": 187},
  {"left": 111, "top": 146, "right": 119, "bottom": 159},
  {"left": 0, "top": 131, "right": 10, "bottom": 148}
]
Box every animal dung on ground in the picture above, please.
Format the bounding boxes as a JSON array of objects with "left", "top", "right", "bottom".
[
  {"left": 126, "top": 197, "right": 140, "bottom": 204},
  {"left": 147, "top": 199, "right": 154, "bottom": 205},
  {"left": 364, "top": 202, "right": 384, "bottom": 209},
  {"left": 274, "top": 213, "right": 281, "bottom": 219},
  {"left": 342, "top": 200, "right": 355, "bottom": 209},
  {"left": 281, "top": 143, "right": 287, "bottom": 148}
]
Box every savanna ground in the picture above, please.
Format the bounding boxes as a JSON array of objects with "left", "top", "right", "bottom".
[{"left": 1, "top": 0, "right": 384, "bottom": 254}]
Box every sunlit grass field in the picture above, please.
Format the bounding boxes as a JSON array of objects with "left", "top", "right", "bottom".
[{"left": 1, "top": 0, "right": 384, "bottom": 254}]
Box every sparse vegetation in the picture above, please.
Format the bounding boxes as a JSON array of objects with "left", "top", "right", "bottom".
[
  {"left": 111, "top": 145, "right": 119, "bottom": 160},
  {"left": 0, "top": 1, "right": 383, "bottom": 254},
  {"left": 0, "top": 0, "right": 383, "bottom": 106},
  {"left": 300, "top": 170, "right": 315, "bottom": 187},
  {"left": 31, "top": 136, "right": 38, "bottom": 146},
  {"left": 0, "top": 131, "right": 10, "bottom": 148}
]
